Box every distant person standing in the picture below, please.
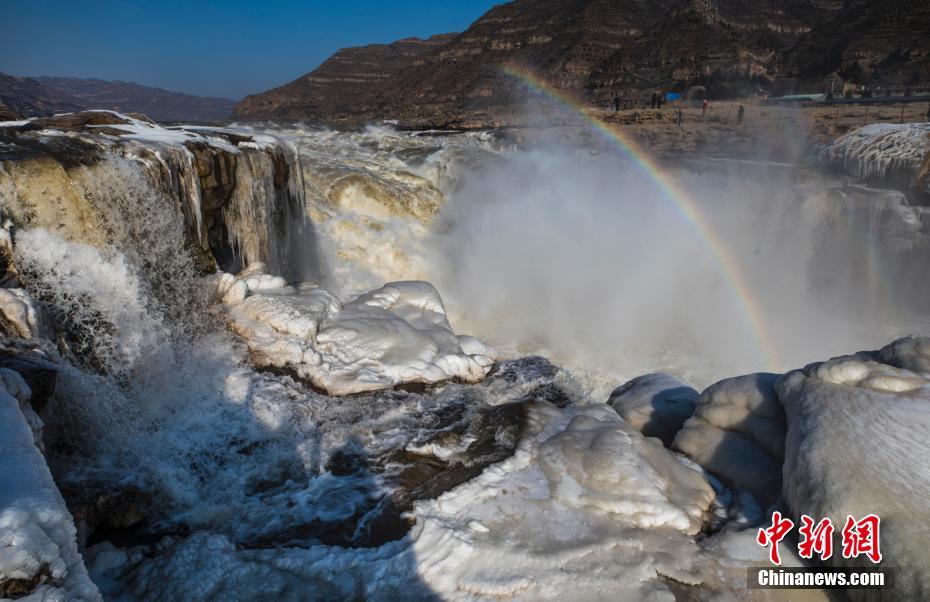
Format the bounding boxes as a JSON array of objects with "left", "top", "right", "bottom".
[
  {"left": 702, "top": 99, "right": 709, "bottom": 120},
  {"left": 737, "top": 104, "right": 745, "bottom": 125},
  {"left": 650, "top": 92, "right": 657, "bottom": 109},
  {"left": 613, "top": 94, "right": 621, "bottom": 112},
  {"left": 676, "top": 108, "right": 683, "bottom": 126}
]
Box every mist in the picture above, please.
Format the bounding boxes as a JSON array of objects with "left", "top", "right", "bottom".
[{"left": 428, "top": 146, "right": 930, "bottom": 391}]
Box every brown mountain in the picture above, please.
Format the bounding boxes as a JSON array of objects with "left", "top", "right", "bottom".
[
  {"left": 0, "top": 73, "right": 84, "bottom": 117},
  {"left": 34, "top": 77, "right": 237, "bottom": 122},
  {"left": 0, "top": 73, "right": 236, "bottom": 122},
  {"left": 233, "top": 33, "right": 457, "bottom": 121},
  {"left": 234, "top": 0, "right": 930, "bottom": 127}
]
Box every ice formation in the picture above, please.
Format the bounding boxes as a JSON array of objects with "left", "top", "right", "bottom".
[
  {"left": 0, "top": 373, "right": 100, "bottom": 601},
  {"left": 777, "top": 337, "right": 930, "bottom": 599},
  {"left": 86, "top": 402, "right": 720, "bottom": 601},
  {"left": 820, "top": 123, "right": 930, "bottom": 194},
  {"left": 673, "top": 373, "right": 785, "bottom": 508},
  {"left": 3, "top": 120, "right": 930, "bottom": 600},
  {"left": 221, "top": 269, "right": 497, "bottom": 395},
  {"left": 259, "top": 125, "right": 501, "bottom": 296},
  {"left": 607, "top": 372, "right": 698, "bottom": 446}
]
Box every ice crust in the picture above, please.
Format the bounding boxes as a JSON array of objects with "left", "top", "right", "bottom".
[
  {"left": 221, "top": 269, "right": 497, "bottom": 395},
  {"left": 820, "top": 123, "right": 930, "bottom": 193},
  {"left": 673, "top": 373, "right": 785, "bottom": 507},
  {"left": 777, "top": 337, "right": 930, "bottom": 599},
  {"left": 608, "top": 372, "right": 698, "bottom": 446},
  {"left": 0, "top": 376, "right": 100, "bottom": 601}
]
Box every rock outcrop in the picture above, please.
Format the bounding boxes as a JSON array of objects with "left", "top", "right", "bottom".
[
  {"left": 0, "top": 100, "right": 21, "bottom": 122},
  {"left": 0, "top": 111, "right": 315, "bottom": 277},
  {"left": 233, "top": 34, "right": 455, "bottom": 122}
]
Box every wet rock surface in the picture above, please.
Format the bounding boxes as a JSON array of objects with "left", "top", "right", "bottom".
[{"left": 272, "top": 398, "right": 528, "bottom": 548}]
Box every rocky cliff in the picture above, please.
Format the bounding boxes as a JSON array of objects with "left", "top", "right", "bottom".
[
  {"left": 232, "top": 34, "right": 456, "bottom": 122},
  {"left": 233, "top": 0, "right": 930, "bottom": 127},
  {"left": 0, "top": 73, "right": 236, "bottom": 123}
]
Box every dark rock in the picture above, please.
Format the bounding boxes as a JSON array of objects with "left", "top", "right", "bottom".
[
  {"left": 0, "top": 129, "right": 102, "bottom": 168},
  {"left": 0, "top": 564, "right": 54, "bottom": 598},
  {"left": 0, "top": 99, "right": 21, "bottom": 121},
  {"left": 486, "top": 356, "right": 560, "bottom": 385},
  {"left": 27, "top": 110, "right": 138, "bottom": 132},
  {"left": 62, "top": 483, "right": 152, "bottom": 548},
  {"left": 249, "top": 399, "right": 527, "bottom": 549},
  {"left": 0, "top": 348, "right": 57, "bottom": 413}
]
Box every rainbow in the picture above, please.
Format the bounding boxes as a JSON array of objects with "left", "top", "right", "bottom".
[{"left": 501, "top": 64, "right": 781, "bottom": 372}]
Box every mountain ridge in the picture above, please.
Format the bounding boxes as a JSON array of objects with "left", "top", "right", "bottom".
[
  {"left": 0, "top": 73, "right": 236, "bottom": 122},
  {"left": 233, "top": 0, "right": 930, "bottom": 127}
]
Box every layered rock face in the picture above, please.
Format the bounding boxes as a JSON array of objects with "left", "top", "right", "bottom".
[
  {"left": 232, "top": 34, "right": 456, "bottom": 122},
  {"left": 0, "top": 111, "right": 315, "bottom": 278},
  {"left": 233, "top": 0, "right": 930, "bottom": 127},
  {"left": 787, "top": 0, "right": 930, "bottom": 91}
]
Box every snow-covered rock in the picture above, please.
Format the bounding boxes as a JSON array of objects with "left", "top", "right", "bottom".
[
  {"left": 673, "top": 373, "right": 785, "bottom": 507},
  {"left": 777, "top": 337, "right": 930, "bottom": 599},
  {"left": 221, "top": 273, "right": 497, "bottom": 395},
  {"left": 0, "top": 377, "right": 100, "bottom": 600},
  {"left": 607, "top": 372, "right": 698, "bottom": 446},
  {"left": 0, "top": 288, "right": 44, "bottom": 339},
  {"left": 820, "top": 123, "right": 930, "bottom": 194}
]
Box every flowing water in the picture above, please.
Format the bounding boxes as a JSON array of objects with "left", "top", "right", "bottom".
[{"left": 2, "top": 123, "right": 929, "bottom": 598}]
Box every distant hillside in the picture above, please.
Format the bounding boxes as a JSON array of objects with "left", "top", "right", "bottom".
[
  {"left": 35, "top": 77, "right": 237, "bottom": 122},
  {"left": 0, "top": 72, "right": 84, "bottom": 117},
  {"left": 233, "top": 0, "right": 930, "bottom": 127},
  {"left": 0, "top": 73, "right": 236, "bottom": 122}
]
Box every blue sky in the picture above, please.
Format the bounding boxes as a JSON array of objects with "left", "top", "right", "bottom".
[{"left": 1, "top": 1, "right": 501, "bottom": 100}]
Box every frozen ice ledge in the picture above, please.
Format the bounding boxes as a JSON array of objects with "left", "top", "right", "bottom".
[
  {"left": 0, "top": 110, "right": 315, "bottom": 279},
  {"left": 215, "top": 265, "right": 498, "bottom": 395},
  {"left": 821, "top": 123, "right": 930, "bottom": 198}
]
